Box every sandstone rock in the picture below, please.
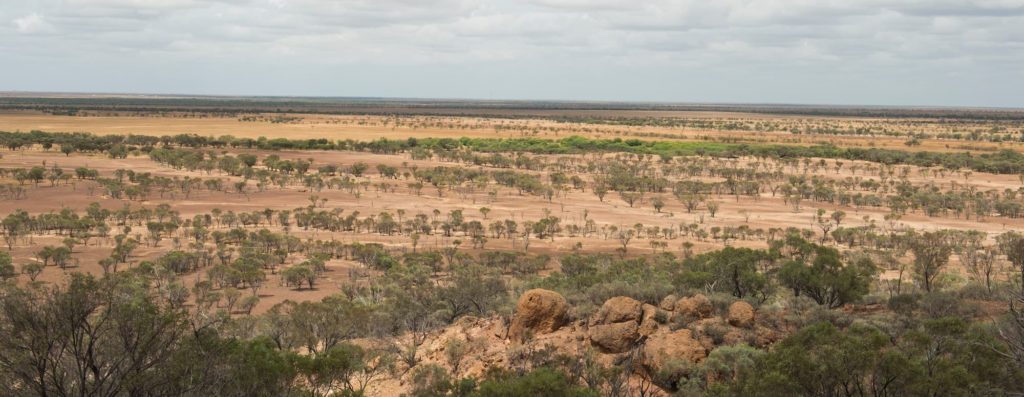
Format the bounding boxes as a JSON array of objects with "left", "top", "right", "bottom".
[
  {"left": 675, "top": 294, "right": 714, "bottom": 320},
  {"left": 642, "top": 329, "right": 706, "bottom": 375},
  {"left": 697, "top": 335, "right": 716, "bottom": 352},
  {"left": 659, "top": 294, "right": 678, "bottom": 311},
  {"left": 639, "top": 304, "right": 659, "bottom": 336},
  {"left": 727, "top": 301, "right": 755, "bottom": 329},
  {"left": 508, "top": 289, "right": 569, "bottom": 342},
  {"left": 641, "top": 303, "right": 657, "bottom": 320},
  {"left": 590, "top": 321, "right": 640, "bottom": 353},
  {"left": 592, "top": 296, "right": 643, "bottom": 325}
]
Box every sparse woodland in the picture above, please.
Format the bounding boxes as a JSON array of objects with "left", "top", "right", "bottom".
[{"left": 2, "top": 107, "right": 1024, "bottom": 397}]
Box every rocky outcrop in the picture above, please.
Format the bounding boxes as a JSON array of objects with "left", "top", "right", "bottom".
[
  {"left": 659, "top": 294, "right": 678, "bottom": 311},
  {"left": 592, "top": 296, "right": 643, "bottom": 325},
  {"left": 589, "top": 296, "right": 643, "bottom": 353},
  {"left": 727, "top": 301, "right": 755, "bottom": 329},
  {"left": 638, "top": 304, "right": 659, "bottom": 336},
  {"left": 376, "top": 294, "right": 778, "bottom": 397},
  {"left": 508, "top": 289, "right": 569, "bottom": 342},
  {"left": 642, "top": 329, "right": 707, "bottom": 375},
  {"left": 590, "top": 321, "right": 641, "bottom": 353},
  {"left": 675, "top": 294, "right": 714, "bottom": 320}
]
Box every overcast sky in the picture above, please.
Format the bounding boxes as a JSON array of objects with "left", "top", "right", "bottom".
[{"left": 2, "top": 0, "right": 1023, "bottom": 107}]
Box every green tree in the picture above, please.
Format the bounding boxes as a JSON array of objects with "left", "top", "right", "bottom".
[
  {"left": 438, "top": 264, "right": 507, "bottom": 323},
  {"left": 21, "top": 262, "right": 43, "bottom": 282},
  {"left": 909, "top": 231, "right": 952, "bottom": 292},
  {"left": 777, "top": 243, "right": 875, "bottom": 308},
  {"left": 0, "top": 252, "right": 15, "bottom": 281},
  {"left": 682, "top": 247, "right": 772, "bottom": 302},
  {"left": 349, "top": 162, "right": 369, "bottom": 177},
  {"left": 730, "top": 322, "right": 915, "bottom": 397},
  {"left": 998, "top": 231, "right": 1024, "bottom": 296},
  {"left": 27, "top": 166, "right": 46, "bottom": 187},
  {"left": 282, "top": 265, "right": 316, "bottom": 290},
  {"left": 651, "top": 197, "right": 666, "bottom": 213},
  {"left": 294, "top": 343, "right": 371, "bottom": 397},
  {"left": 0, "top": 274, "right": 199, "bottom": 396}
]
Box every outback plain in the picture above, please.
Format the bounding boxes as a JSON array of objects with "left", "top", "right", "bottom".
[{"left": 2, "top": 97, "right": 1024, "bottom": 396}]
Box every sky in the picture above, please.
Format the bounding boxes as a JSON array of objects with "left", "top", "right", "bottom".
[{"left": 2, "top": 0, "right": 1023, "bottom": 107}]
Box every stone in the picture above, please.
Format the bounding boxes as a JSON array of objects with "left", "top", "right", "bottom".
[
  {"left": 589, "top": 321, "right": 640, "bottom": 353},
  {"left": 592, "top": 296, "right": 643, "bottom": 325},
  {"left": 642, "top": 329, "right": 706, "bottom": 375},
  {"left": 639, "top": 304, "right": 659, "bottom": 336},
  {"left": 659, "top": 294, "right": 678, "bottom": 311},
  {"left": 727, "top": 301, "right": 755, "bottom": 329},
  {"left": 508, "top": 289, "right": 569, "bottom": 342},
  {"left": 675, "top": 294, "right": 714, "bottom": 320}
]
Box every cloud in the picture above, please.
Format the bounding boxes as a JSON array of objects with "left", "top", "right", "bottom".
[
  {"left": 0, "top": 0, "right": 1021, "bottom": 106},
  {"left": 13, "top": 13, "right": 54, "bottom": 34}
]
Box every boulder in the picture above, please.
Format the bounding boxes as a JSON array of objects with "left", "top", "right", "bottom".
[
  {"left": 592, "top": 296, "right": 643, "bottom": 325},
  {"left": 659, "top": 294, "right": 678, "bottom": 311},
  {"left": 589, "top": 321, "right": 640, "bottom": 353},
  {"left": 639, "top": 304, "right": 659, "bottom": 336},
  {"left": 642, "top": 329, "right": 706, "bottom": 375},
  {"left": 675, "top": 294, "right": 714, "bottom": 320},
  {"left": 727, "top": 301, "right": 755, "bottom": 329},
  {"left": 508, "top": 289, "right": 569, "bottom": 342}
]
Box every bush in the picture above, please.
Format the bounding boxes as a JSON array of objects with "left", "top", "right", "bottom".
[
  {"left": 692, "top": 344, "right": 764, "bottom": 390},
  {"left": 0, "top": 252, "right": 15, "bottom": 280},
  {"left": 727, "top": 322, "right": 908, "bottom": 397},
  {"left": 920, "top": 291, "right": 981, "bottom": 319},
  {"left": 702, "top": 323, "right": 732, "bottom": 345},
  {"left": 707, "top": 293, "right": 740, "bottom": 316},
  {"left": 785, "top": 295, "right": 853, "bottom": 329},
  {"left": 654, "top": 309, "right": 670, "bottom": 324},
  {"left": 471, "top": 367, "right": 598, "bottom": 397},
  {"left": 584, "top": 280, "right": 674, "bottom": 308},
  {"left": 887, "top": 293, "right": 919, "bottom": 317},
  {"left": 776, "top": 244, "right": 875, "bottom": 308},
  {"left": 651, "top": 359, "right": 697, "bottom": 391},
  {"left": 679, "top": 247, "right": 773, "bottom": 303},
  {"left": 409, "top": 364, "right": 475, "bottom": 397},
  {"left": 956, "top": 282, "right": 996, "bottom": 300}
]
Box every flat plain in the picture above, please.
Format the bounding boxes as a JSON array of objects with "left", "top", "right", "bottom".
[{"left": 2, "top": 98, "right": 1024, "bottom": 396}]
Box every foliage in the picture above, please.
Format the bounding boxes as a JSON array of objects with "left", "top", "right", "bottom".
[
  {"left": 726, "top": 320, "right": 1023, "bottom": 397},
  {"left": 470, "top": 367, "right": 598, "bottom": 397},
  {"left": 776, "top": 239, "right": 876, "bottom": 308},
  {"left": 680, "top": 247, "right": 773, "bottom": 302}
]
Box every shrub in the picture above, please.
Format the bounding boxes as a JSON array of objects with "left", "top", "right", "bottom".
[
  {"left": 920, "top": 291, "right": 981, "bottom": 319},
  {"left": 409, "top": 364, "right": 476, "bottom": 397},
  {"left": 471, "top": 367, "right": 598, "bottom": 397}
]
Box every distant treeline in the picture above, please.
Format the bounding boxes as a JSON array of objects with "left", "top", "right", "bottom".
[
  {"left": 3, "top": 96, "right": 1024, "bottom": 120},
  {"left": 4, "top": 130, "right": 1024, "bottom": 175}
]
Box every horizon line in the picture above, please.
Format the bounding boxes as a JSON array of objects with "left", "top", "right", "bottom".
[{"left": 2, "top": 90, "right": 1023, "bottom": 112}]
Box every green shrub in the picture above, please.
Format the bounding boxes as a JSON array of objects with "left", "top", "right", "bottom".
[{"left": 471, "top": 367, "right": 598, "bottom": 397}]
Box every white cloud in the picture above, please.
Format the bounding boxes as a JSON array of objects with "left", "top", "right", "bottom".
[
  {"left": 13, "top": 13, "right": 54, "bottom": 34},
  {"left": 0, "top": 0, "right": 1021, "bottom": 106}
]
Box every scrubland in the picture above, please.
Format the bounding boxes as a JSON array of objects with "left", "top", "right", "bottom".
[{"left": 1, "top": 101, "right": 1024, "bottom": 396}]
